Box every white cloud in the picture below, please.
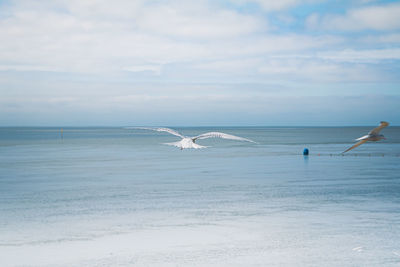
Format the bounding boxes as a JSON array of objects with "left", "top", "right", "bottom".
[
  {"left": 257, "top": 58, "right": 384, "bottom": 82},
  {"left": 123, "top": 64, "right": 162, "bottom": 74},
  {"left": 136, "top": 3, "right": 264, "bottom": 39},
  {"left": 253, "top": 0, "right": 301, "bottom": 11},
  {"left": 0, "top": 0, "right": 399, "bottom": 126},
  {"left": 231, "top": 0, "right": 321, "bottom": 11},
  {"left": 0, "top": 0, "right": 346, "bottom": 78},
  {"left": 361, "top": 33, "right": 400, "bottom": 44},
  {"left": 0, "top": 2, "right": 399, "bottom": 94},
  {"left": 193, "top": 58, "right": 263, "bottom": 73},
  {"left": 317, "top": 48, "right": 400, "bottom": 63},
  {"left": 2, "top": 91, "right": 399, "bottom": 126},
  {"left": 0, "top": 0, "right": 267, "bottom": 73},
  {"left": 307, "top": 3, "right": 400, "bottom": 31}
]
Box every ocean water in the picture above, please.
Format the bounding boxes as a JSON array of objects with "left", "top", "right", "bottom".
[{"left": 0, "top": 126, "right": 399, "bottom": 266}]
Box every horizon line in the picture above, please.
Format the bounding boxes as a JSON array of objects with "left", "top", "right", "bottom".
[{"left": 1, "top": 125, "right": 399, "bottom": 128}]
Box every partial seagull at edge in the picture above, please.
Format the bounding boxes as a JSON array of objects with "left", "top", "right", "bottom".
[
  {"left": 342, "top": 121, "right": 389, "bottom": 153},
  {"left": 128, "top": 127, "right": 256, "bottom": 149}
]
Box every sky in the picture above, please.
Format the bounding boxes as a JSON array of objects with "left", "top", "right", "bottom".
[{"left": 0, "top": 0, "right": 400, "bottom": 126}]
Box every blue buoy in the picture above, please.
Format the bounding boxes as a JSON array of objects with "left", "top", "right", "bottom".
[{"left": 303, "top": 148, "right": 309, "bottom": 155}]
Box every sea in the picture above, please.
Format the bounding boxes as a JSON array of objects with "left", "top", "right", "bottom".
[{"left": 0, "top": 126, "right": 399, "bottom": 267}]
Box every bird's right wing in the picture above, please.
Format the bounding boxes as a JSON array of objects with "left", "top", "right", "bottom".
[
  {"left": 342, "top": 139, "right": 368, "bottom": 153},
  {"left": 192, "top": 132, "right": 256, "bottom": 143},
  {"left": 369, "top": 121, "right": 389, "bottom": 135},
  {"left": 131, "top": 127, "right": 185, "bottom": 138}
]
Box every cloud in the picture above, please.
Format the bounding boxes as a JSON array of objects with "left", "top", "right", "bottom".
[
  {"left": 2, "top": 93, "right": 399, "bottom": 126},
  {"left": 123, "top": 64, "right": 162, "bottom": 75},
  {"left": 317, "top": 48, "right": 400, "bottom": 63},
  {"left": 136, "top": 3, "right": 264, "bottom": 39},
  {"left": 0, "top": 0, "right": 267, "bottom": 73},
  {"left": 0, "top": 0, "right": 399, "bottom": 125},
  {"left": 0, "top": 0, "right": 393, "bottom": 78},
  {"left": 251, "top": 0, "right": 301, "bottom": 11},
  {"left": 257, "top": 58, "right": 387, "bottom": 82},
  {"left": 307, "top": 3, "right": 400, "bottom": 31},
  {"left": 0, "top": 0, "right": 344, "bottom": 78},
  {"left": 361, "top": 33, "right": 400, "bottom": 44},
  {"left": 231, "top": 0, "right": 321, "bottom": 11}
]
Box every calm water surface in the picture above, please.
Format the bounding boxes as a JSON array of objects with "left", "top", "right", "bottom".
[{"left": 0, "top": 127, "right": 399, "bottom": 266}]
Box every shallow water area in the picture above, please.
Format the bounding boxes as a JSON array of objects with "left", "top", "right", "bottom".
[{"left": 1, "top": 127, "right": 400, "bottom": 266}]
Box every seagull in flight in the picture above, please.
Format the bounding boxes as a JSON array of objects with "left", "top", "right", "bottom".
[
  {"left": 343, "top": 121, "right": 389, "bottom": 153},
  {"left": 133, "top": 127, "right": 256, "bottom": 149}
]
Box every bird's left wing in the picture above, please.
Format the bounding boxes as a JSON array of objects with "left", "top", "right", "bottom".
[
  {"left": 342, "top": 139, "right": 368, "bottom": 153},
  {"left": 369, "top": 121, "right": 389, "bottom": 135},
  {"left": 129, "top": 127, "right": 185, "bottom": 138},
  {"left": 192, "top": 132, "right": 256, "bottom": 143}
]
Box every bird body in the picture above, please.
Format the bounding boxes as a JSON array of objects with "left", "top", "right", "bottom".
[
  {"left": 343, "top": 121, "right": 389, "bottom": 153},
  {"left": 165, "top": 137, "right": 207, "bottom": 149},
  {"left": 132, "top": 127, "right": 255, "bottom": 149}
]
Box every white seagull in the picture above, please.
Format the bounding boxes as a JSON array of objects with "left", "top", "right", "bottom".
[
  {"left": 343, "top": 121, "right": 389, "bottom": 153},
  {"left": 134, "top": 127, "right": 256, "bottom": 149}
]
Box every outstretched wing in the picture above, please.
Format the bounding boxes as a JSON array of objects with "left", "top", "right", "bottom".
[
  {"left": 132, "top": 127, "right": 185, "bottom": 138},
  {"left": 192, "top": 132, "right": 255, "bottom": 143},
  {"left": 369, "top": 121, "right": 389, "bottom": 135},
  {"left": 342, "top": 139, "right": 368, "bottom": 153}
]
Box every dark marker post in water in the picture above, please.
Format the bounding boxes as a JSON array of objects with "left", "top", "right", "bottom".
[{"left": 303, "top": 148, "right": 309, "bottom": 156}]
